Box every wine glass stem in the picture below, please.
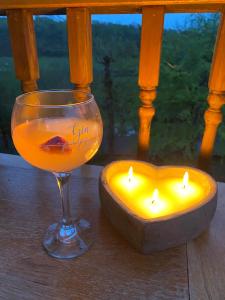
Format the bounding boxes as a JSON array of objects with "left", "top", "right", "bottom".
[{"left": 54, "top": 172, "right": 73, "bottom": 226}]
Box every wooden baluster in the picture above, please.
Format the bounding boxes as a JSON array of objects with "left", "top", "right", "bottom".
[
  {"left": 67, "top": 8, "right": 92, "bottom": 95},
  {"left": 7, "top": 9, "right": 39, "bottom": 92},
  {"left": 199, "top": 12, "right": 225, "bottom": 171},
  {"left": 138, "top": 7, "right": 164, "bottom": 160}
]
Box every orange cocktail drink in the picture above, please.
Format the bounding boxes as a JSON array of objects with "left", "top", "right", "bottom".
[{"left": 13, "top": 117, "right": 102, "bottom": 172}]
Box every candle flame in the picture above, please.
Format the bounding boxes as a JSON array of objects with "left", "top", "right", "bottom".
[
  {"left": 182, "top": 171, "right": 189, "bottom": 189},
  {"left": 128, "top": 166, "right": 133, "bottom": 183},
  {"left": 151, "top": 189, "right": 159, "bottom": 204}
]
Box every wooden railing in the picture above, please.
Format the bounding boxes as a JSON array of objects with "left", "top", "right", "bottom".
[{"left": 1, "top": 1, "right": 225, "bottom": 170}]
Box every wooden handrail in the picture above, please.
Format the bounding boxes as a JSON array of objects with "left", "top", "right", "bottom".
[
  {"left": 0, "top": 6, "right": 225, "bottom": 15},
  {"left": 1, "top": 0, "right": 225, "bottom": 10},
  {"left": 1, "top": 4, "right": 225, "bottom": 15}
]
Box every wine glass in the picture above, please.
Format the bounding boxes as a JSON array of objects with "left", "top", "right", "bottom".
[{"left": 11, "top": 90, "right": 103, "bottom": 259}]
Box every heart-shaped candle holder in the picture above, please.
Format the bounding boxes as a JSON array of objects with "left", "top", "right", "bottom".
[{"left": 99, "top": 160, "right": 217, "bottom": 254}]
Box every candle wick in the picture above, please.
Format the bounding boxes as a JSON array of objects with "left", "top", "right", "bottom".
[
  {"left": 151, "top": 189, "right": 159, "bottom": 205},
  {"left": 182, "top": 172, "right": 189, "bottom": 190},
  {"left": 128, "top": 166, "right": 133, "bottom": 184}
]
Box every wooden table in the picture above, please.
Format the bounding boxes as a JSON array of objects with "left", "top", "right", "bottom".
[{"left": 0, "top": 153, "right": 224, "bottom": 300}]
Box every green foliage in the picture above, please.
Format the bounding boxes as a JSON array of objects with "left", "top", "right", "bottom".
[
  {"left": 0, "top": 57, "right": 19, "bottom": 129},
  {"left": 0, "top": 18, "right": 12, "bottom": 56},
  {"left": 151, "top": 14, "right": 219, "bottom": 162},
  {"left": 35, "top": 17, "right": 68, "bottom": 57}
]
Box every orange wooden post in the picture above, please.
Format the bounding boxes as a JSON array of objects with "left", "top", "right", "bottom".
[
  {"left": 199, "top": 12, "right": 225, "bottom": 170},
  {"left": 138, "top": 6, "right": 164, "bottom": 160},
  {"left": 67, "top": 8, "right": 93, "bottom": 94},
  {"left": 7, "top": 9, "right": 39, "bottom": 92}
]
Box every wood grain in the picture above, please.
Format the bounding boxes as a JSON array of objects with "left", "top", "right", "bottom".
[
  {"left": 67, "top": 7, "right": 93, "bottom": 92},
  {"left": 199, "top": 12, "right": 225, "bottom": 170},
  {"left": 0, "top": 5, "right": 224, "bottom": 15},
  {"left": 0, "top": 154, "right": 189, "bottom": 299},
  {"left": 208, "top": 12, "right": 225, "bottom": 93},
  {"left": 138, "top": 7, "right": 164, "bottom": 159},
  {"left": 1, "top": 0, "right": 225, "bottom": 10},
  {"left": 7, "top": 9, "right": 39, "bottom": 92},
  {"left": 187, "top": 182, "right": 225, "bottom": 300},
  {"left": 138, "top": 7, "right": 164, "bottom": 88}
]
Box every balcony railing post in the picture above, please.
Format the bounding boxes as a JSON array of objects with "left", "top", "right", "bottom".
[
  {"left": 138, "top": 7, "right": 164, "bottom": 160},
  {"left": 7, "top": 9, "right": 39, "bottom": 92},
  {"left": 67, "top": 8, "right": 93, "bottom": 94},
  {"left": 199, "top": 12, "right": 225, "bottom": 171}
]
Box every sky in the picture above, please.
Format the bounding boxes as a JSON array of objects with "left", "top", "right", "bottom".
[
  {"left": 44, "top": 13, "right": 215, "bottom": 29},
  {"left": 1, "top": 12, "right": 214, "bottom": 29},
  {"left": 92, "top": 13, "right": 192, "bottom": 29}
]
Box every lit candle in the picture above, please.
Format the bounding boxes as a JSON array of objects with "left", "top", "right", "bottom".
[
  {"left": 104, "top": 161, "right": 216, "bottom": 220},
  {"left": 147, "top": 188, "right": 167, "bottom": 215},
  {"left": 182, "top": 171, "right": 189, "bottom": 190},
  {"left": 100, "top": 160, "right": 217, "bottom": 254},
  {"left": 128, "top": 166, "right": 133, "bottom": 185},
  {"left": 151, "top": 189, "right": 159, "bottom": 205}
]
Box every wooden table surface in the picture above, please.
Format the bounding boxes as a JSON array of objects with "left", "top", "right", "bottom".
[{"left": 0, "top": 153, "right": 224, "bottom": 300}]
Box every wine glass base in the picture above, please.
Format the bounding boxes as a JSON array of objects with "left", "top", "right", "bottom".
[{"left": 43, "top": 219, "right": 93, "bottom": 259}]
